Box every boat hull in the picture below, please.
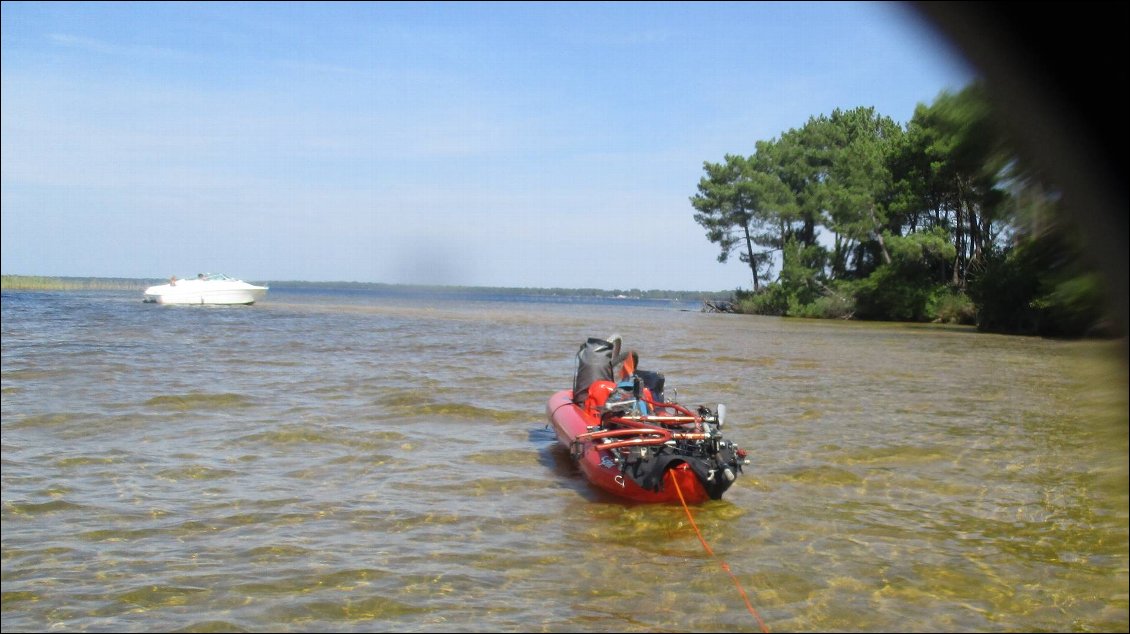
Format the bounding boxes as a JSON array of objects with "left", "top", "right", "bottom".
[
  {"left": 143, "top": 278, "right": 268, "bottom": 305},
  {"left": 546, "top": 389, "right": 715, "bottom": 504}
]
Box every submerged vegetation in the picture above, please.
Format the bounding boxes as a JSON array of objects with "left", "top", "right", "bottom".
[{"left": 691, "top": 81, "right": 1116, "bottom": 338}]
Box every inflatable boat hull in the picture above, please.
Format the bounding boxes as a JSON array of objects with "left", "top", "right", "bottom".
[{"left": 547, "top": 389, "right": 715, "bottom": 504}]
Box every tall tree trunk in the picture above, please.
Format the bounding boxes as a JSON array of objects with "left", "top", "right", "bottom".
[
  {"left": 868, "top": 204, "right": 892, "bottom": 265},
  {"left": 743, "top": 225, "right": 760, "bottom": 291},
  {"left": 953, "top": 180, "right": 966, "bottom": 286},
  {"left": 802, "top": 215, "right": 817, "bottom": 247},
  {"left": 967, "top": 200, "right": 983, "bottom": 288},
  {"left": 832, "top": 233, "right": 846, "bottom": 278}
]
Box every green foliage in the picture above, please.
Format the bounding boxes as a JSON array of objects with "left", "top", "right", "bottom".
[
  {"left": 817, "top": 109, "right": 904, "bottom": 266},
  {"left": 691, "top": 153, "right": 798, "bottom": 290},
  {"left": 852, "top": 267, "right": 929, "bottom": 321},
  {"left": 966, "top": 243, "right": 1043, "bottom": 334},
  {"left": 850, "top": 228, "right": 955, "bottom": 321},
  {"left": 792, "top": 283, "right": 856, "bottom": 320},
  {"left": 968, "top": 225, "right": 1112, "bottom": 337},
  {"left": 900, "top": 82, "right": 1012, "bottom": 285},
  {"left": 735, "top": 285, "right": 789, "bottom": 316},
  {"left": 777, "top": 238, "right": 828, "bottom": 307},
  {"left": 693, "top": 80, "right": 1113, "bottom": 337},
  {"left": 1040, "top": 272, "right": 1110, "bottom": 336},
  {"left": 930, "top": 290, "right": 977, "bottom": 325}
]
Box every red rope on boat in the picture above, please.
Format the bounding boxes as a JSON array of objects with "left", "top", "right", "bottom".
[{"left": 671, "top": 475, "right": 770, "bottom": 633}]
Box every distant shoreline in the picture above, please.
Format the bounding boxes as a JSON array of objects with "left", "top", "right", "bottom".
[{"left": 0, "top": 275, "right": 734, "bottom": 302}]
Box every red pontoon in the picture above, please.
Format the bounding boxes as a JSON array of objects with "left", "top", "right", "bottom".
[{"left": 547, "top": 335, "right": 748, "bottom": 504}]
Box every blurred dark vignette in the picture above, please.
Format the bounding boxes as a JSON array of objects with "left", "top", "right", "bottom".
[{"left": 912, "top": 1, "right": 1128, "bottom": 367}]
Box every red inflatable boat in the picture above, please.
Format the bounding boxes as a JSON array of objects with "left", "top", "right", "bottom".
[{"left": 547, "top": 335, "right": 748, "bottom": 504}]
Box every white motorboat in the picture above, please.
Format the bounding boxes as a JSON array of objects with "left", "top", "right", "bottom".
[{"left": 143, "top": 273, "right": 269, "bottom": 305}]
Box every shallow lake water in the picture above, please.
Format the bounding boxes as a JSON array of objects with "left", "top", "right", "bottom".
[{"left": 2, "top": 287, "right": 1126, "bottom": 632}]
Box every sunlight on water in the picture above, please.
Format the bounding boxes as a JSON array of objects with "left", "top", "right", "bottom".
[{"left": 1, "top": 289, "right": 1126, "bottom": 632}]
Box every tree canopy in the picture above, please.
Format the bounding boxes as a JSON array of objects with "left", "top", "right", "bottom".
[{"left": 692, "top": 82, "right": 1114, "bottom": 338}]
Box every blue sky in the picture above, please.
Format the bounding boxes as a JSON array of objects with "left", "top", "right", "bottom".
[{"left": 1, "top": 1, "right": 975, "bottom": 290}]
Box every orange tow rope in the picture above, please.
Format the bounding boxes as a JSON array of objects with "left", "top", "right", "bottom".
[{"left": 672, "top": 475, "right": 770, "bottom": 633}]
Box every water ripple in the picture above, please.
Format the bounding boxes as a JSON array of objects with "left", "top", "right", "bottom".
[{"left": 1, "top": 290, "right": 1125, "bottom": 633}]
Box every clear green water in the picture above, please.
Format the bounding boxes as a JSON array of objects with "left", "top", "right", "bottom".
[{"left": 2, "top": 289, "right": 1126, "bottom": 632}]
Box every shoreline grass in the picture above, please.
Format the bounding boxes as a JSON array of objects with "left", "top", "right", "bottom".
[{"left": 1, "top": 275, "right": 152, "bottom": 291}]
